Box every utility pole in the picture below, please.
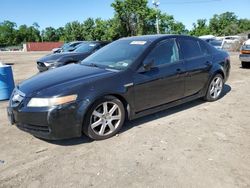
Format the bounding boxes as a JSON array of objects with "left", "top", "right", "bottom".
[{"left": 152, "top": 0, "right": 160, "bottom": 34}]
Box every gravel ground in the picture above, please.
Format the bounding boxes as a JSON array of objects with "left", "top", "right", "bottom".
[{"left": 0, "top": 52, "right": 249, "bottom": 188}]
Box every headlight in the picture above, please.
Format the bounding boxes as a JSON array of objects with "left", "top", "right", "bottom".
[
  {"left": 44, "top": 61, "right": 62, "bottom": 67},
  {"left": 27, "top": 95, "right": 77, "bottom": 107}
]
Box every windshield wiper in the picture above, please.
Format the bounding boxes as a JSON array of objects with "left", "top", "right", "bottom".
[{"left": 82, "top": 62, "right": 100, "bottom": 68}]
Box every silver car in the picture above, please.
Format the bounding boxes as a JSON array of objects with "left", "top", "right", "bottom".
[{"left": 239, "top": 39, "right": 250, "bottom": 68}]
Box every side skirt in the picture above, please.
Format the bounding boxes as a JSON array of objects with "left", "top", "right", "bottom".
[{"left": 130, "top": 92, "right": 203, "bottom": 120}]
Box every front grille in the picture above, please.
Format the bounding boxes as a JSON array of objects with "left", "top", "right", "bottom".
[
  {"left": 17, "top": 123, "right": 50, "bottom": 133},
  {"left": 37, "top": 62, "right": 46, "bottom": 67}
]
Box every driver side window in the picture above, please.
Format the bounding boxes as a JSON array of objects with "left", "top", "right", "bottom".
[{"left": 144, "top": 39, "right": 180, "bottom": 67}]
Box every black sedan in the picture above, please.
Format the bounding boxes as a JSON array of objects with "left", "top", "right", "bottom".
[
  {"left": 37, "top": 41, "right": 108, "bottom": 72},
  {"left": 7, "top": 35, "right": 230, "bottom": 140}
]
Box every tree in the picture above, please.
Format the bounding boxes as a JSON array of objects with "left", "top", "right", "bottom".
[
  {"left": 0, "top": 21, "right": 17, "bottom": 46},
  {"left": 238, "top": 19, "right": 250, "bottom": 33},
  {"left": 82, "top": 18, "right": 95, "bottom": 40},
  {"left": 63, "top": 21, "right": 83, "bottom": 41},
  {"left": 56, "top": 27, "right": 65, "bottom": 41},
  {"left": 111, "top": 0, "right": 187, "bottom": 36},
  {"left": 159, "top": 13, "right": 187, "bottom": 34},
  {"left": 111, "top": 0, "right": 150, "bottom": 36},
  {"left": 27, "top": 23, "right": 41, "bottom": 42},
  {"left": 42, "top": 27, "right": 60, "bottom": 41},
  {"left": 190, "top": 19, "right": 210, "bottom": 36},
  {"left": 209, "top": 12, "right": 238, "bottom": 35},
  {"left": 16, "top": 24, "right": 29, "bottom": 44}
]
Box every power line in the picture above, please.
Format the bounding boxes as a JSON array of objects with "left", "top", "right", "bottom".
[{"left": 160, "top": 0, "right": 221, "bottom": 5}]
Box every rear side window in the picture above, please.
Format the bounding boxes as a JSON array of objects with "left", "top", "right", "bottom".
[
  {"left": 199, "top": 41, "right": 210, "bottom": 55},
  {"left": 179, "top": 38, "right": 203, "bottom": 59},
  {"left": 144, "top": 39, "right": 180, "bottom": 67}
]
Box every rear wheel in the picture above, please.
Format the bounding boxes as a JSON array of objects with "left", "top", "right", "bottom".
[
  {"left": 204, "top": 74, "right": 224, "bottom": 102},
  {"left": 83, "top": 96, "right": 125, "bottom": 140},
  {"left": 242, "top": 61, "right": 248, "bottom": 68}
]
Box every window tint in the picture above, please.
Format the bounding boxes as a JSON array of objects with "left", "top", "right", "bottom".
[
  {"left": 179, "top": 39, "right": 203, "bottom": 59},
  {"left": 74, "top": 43, "right": 97, "bottom": 53},
  {"left": 145, "top": 39, "right": 179, "bottom": 67},
  {"left": 82, "top": 39, "right": 150, "bottom": 70},
  {"left": 199, "top": 41, "right": 210, "bottom": 55}
]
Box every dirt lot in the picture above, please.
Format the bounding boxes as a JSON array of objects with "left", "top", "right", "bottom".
[{"left": 0, "top": 52, "right": 249, "bottom": 188}]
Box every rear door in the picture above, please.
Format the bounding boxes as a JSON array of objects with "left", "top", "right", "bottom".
[{"left": 178, "top": 38, "right": 212, "bottom": 97}]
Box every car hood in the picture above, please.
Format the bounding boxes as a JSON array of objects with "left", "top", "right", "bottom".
[
  {"left": 18, "top": 64, "right": 116, "bottom": 97},
  {"left": 37, "top": 52, "right": 89, "bottom": 63}
]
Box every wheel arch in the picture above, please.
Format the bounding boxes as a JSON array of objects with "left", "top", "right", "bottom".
[{"left": 80, "top": 93, "right": 131, "bottom": 129}]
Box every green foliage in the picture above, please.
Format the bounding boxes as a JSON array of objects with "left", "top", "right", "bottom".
[
  {"left": 42, "top": 27, "right": 60, "bottom": 42},
  {"left": 112, "top": 0, "right": 150, "bottom": 36},
  {"left": 190, "top": 19, "right": 210, "bottom": 36},
  {"left": 0, "top": 21, "right": 17, "bottom": 46},
  {"left": 209, "top": 12, "right": 238, "bottom": 36},
  {"left": 0, "top": 3, "right": 249, "bottom": 47},
  {"left": 111, "top": 0, "right": 187, "bottom": 36},
  {"left": 190, "top": 12, "right": 250, "bottom": 37}
]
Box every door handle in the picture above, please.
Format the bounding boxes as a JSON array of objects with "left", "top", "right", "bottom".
[
  {"left": 176, "top": 68, "right": 183, "bottom": 78},
  {"left": 205, "top": 61, "right": 212, "bottom": 67},
  {"left": 176, "top": 68, "right": 182, "bottom": 73}
]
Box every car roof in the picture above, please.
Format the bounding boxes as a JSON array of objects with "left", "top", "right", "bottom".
[{"left": 119, "top": 34, "right": 198, "bottom": 43}]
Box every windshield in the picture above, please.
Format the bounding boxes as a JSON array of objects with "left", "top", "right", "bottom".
[
  {"left": 61, "top": 43, "right": 71, "bottom": 50},
  {"left": 74, "top": 43, "right": 97, "bottom": 53},
  {"left": 81, "top": 39, "right": 150, "bottom": 70},
  {"left": 63, "top": 42, "right": 82, "bottom": 52}
]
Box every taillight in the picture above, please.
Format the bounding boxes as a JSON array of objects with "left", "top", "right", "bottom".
[{"left": 241, "top": 50, "right": 250, "bottom": 54}]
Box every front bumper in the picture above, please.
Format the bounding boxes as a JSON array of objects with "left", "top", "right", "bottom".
[
  {"left": 7, "top": 102, "right": 83, "bottom": 140},
  {"left": 239, "top": 54, "right": 250, "bottom": 62}
]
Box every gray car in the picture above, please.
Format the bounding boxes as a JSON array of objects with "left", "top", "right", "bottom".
[
  {"left": 239, "top": 40, "right": 250, "bottom": 68},
  {"left": 37, "top": 41, "right": 109, "bottom": 72}
]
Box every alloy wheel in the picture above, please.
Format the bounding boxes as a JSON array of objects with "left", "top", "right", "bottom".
[
  {"left": 90, "top": 101, "right": 122, "bottom": 136},
  {"left": 209, "top": 76, "right": 223, "bottom": 99}
]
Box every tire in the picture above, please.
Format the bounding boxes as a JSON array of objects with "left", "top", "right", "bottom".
[
  {"left": 83, "top": 96, "right": 125, "bottom": 140},
  {"left": 204, "top": 74, "right": 224, "bottom": 102},
  {"left": 242, "top": 61, "right": 248, "bottom": 68}
]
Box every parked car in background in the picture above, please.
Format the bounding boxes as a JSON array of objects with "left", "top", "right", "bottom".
[
  {"left": 8, "top": 35, "right": 230, "bottom": 140},
  {"left": 37, "top": 41, "right": 109, "bottom": 72},
  {"left": 239, "top": 39, "right": 250, "bottom": 68},
  {"left": 208, "top": 39, "right": 224, "bottom": 50},
  {"left": 223, "top": 36, "right": 241, "bottom": 44},
  {"left": 199, "top": 35, "right": 224, "bottom": 50},
  {"left": 52, "top": 41, "right": 84, "bottom": 53},
  {"left": 199, "top": 35, "right": 216, "bottom": 42}
]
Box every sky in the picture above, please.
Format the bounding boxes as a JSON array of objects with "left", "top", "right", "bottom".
[{"left": 1, "top": 0, "right": 250, "bottom": 30}]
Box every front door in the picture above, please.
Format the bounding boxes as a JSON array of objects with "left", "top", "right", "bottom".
[{"left": 133, "top": 39, "right": 185, "bottom": 112}]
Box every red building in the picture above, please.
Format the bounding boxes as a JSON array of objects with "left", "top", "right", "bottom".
[{"left": 24, "top": 42, "right": 64, "bottom": 51}]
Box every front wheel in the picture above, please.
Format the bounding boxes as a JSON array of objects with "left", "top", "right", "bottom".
[
  {"left": 83, "top": 96, "right": 125, "bottom": 140},
  {"left": 204, "top": 74, "right": 224, "bottom": 102}
]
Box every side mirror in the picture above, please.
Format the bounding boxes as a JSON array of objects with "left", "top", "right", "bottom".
[
  {"left": 138, "top": 59, "right": 155, "bottom": 73},
  {"left": 143, "top": 59, "right": 154, "bottom": 71}
]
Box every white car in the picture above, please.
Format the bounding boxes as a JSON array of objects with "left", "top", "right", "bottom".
[{"left": 239, "top": 39, "right": 250, "bottom": 68}]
